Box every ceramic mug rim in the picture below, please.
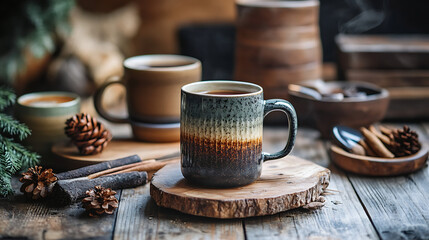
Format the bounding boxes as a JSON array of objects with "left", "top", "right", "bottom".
[
  {"left": 17, "top": 91, "right": 81, "bottom": 117},
  {"left": 123, "top": 54, "right": 201, "bottom": 72},
  {"left": 17, "top": 91, "right": 80, "bottom": 109},
  {"left": 182, "top": 80, "right": 263, "bottom": 98}
]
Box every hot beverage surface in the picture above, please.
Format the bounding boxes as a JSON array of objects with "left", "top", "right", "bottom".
[
  {"left": 22, "top": 96, "right": 75, "bottom": 107},
  {"left": 199, "top": 90, "right": 252, "bottom": 95}
]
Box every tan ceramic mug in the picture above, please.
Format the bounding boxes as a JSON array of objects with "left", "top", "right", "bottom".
[
  {"left": 94, "top": 55, "right": 201, "bottom": 125},
  {"left": 94, "top": 55, "right": 201, "bottom": 142}
]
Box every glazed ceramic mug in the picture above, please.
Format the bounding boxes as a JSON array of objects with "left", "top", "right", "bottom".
[
  {"left": 181, "top": 80, "right": 297, "bottom": 187},
  {"left": 94, "top": 54, "right": 201, "bottom": 124},
  {"left": 15, "top": 92, "right": 81, "bottom": 166}
]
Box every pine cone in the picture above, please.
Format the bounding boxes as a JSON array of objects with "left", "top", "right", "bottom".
[
  {"left": 388, "top": 125, "right": 421, "bottom": 157},
  {"left": 19, "top": 166, "right": 57, "bottom": 200},
  {"left": 65, "top": 113, "right": 112, "bottom": 155},
  {"left": 82, "top": 186, "right": 118, "bottom": 217}
]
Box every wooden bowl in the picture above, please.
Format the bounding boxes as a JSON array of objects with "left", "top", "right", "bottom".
[
  {"left": 330, "top": 145, "right": 428, "bottom": 176},
  {"left": 288, "top": 81, "right": 389, "bottom": 138}
]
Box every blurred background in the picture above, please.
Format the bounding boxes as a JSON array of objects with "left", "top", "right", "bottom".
[{"left": 1, "top": 0, "right": 428, "bottom": 115}]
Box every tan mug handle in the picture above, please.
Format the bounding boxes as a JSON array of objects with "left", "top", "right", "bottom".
[{"left": 94, "top": 78, "right": 129, "bottom": 124}]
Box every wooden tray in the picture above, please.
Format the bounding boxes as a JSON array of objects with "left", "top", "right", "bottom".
[
  {"left": 51, "top": 139, "right": 180, "bottom": 170},
  {"left": 150, "top": 156, "right": 330, "bottom": 219},
  {"left": 330, "top": 145, "right": 428, "bottom": 176}
]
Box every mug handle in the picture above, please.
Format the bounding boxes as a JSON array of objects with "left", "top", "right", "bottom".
[
  {"left": 94, "top": 78, "right": 129, "bottom": 124},
  {"left": 262, "top": 99, "right": 298, "bottom": 161}
]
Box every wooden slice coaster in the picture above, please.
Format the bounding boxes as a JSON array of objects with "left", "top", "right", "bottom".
[{"left": 150, "top": 156, "right": 330, "bottom": 219}]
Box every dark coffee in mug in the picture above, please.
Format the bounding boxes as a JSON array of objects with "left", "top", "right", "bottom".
[
  {"left": 134, "top": 59, "right": 193, "bottom": 69},
  {"left": 141, "top": 63, "right": 190, "bottom": 68},
  {"left": 199, "top": 90, "right": 251, "bottom": 95}
]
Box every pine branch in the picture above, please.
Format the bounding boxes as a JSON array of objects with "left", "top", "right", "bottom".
[
  {"left": 0, "top": 135, "right": 39, "bottom": 197},
  {"left": 0, "top": 136, "right": 39, "bottom": 171},
  {"left": 0, "top": 140, "right": 14, "bottom": 197},
  {"left": 0, "top": 113, "right": 31, "bottom": 141},
  {"left": 20, "top": 152, "right": 40, "bottom": 172},
  {"left": 0, "top": 173, "right": 13, "bottom": 198},
  {"left": 0, "top": 137, "right": 23, "bottom": 174},
  {"left": 0, "top": 88, "right": 15, "bottom": 111}
]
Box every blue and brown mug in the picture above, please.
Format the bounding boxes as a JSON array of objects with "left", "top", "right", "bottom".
[{"left": 180, "top": 80, "right": 297, "bottom": 187}]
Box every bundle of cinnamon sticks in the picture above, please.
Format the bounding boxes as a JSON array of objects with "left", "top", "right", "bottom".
[
  {"left": 56, "top": 153, "right": 180, "bottom": 181},
  {"left": 354, "top": 125, "right": 421, "bottom": 158},
  {"left": 52, "top": 153, "right": 180, "bottom": 205},
  {"left": 87, "top": 157, "right": 179, "bottom": 180},
  {"left": 358, "top": 125, "right": 395, "bottom": 158}
]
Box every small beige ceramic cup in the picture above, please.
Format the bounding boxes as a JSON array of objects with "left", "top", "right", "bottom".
[{"left": 15, "top": 92, "right": 81, "bottom": 166}]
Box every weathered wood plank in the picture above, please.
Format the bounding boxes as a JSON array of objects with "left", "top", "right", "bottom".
[
  {"left": 244, "top": 127, "right": 379, "bottom": 239},
  {"left": 114, "top": 184, "right": 245, "bottom": 240},
  {"left": 0, "top": 177, "right": 118, "bottom": 240},
  {"left": 380, "top": 123, "right": 429, "bottom": 196},
  {"left": 347, "top": 123, "right": 429, "bottom": 240},
  {"left": 3, "top": 123, "right": 427, "bottom": 240},
  {"left": 405, "top": 123, "right": 429, "bottom": 220},
  {"left": 414, "top": 123, "right": 429, "bottom": 195},
  {"left": 348, "top": 174, "right": 429, "bottom": 239}
]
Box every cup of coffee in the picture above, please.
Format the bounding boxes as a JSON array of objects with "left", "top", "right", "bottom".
[
  {"left": 15, "top": 92, "right": 81, "bottom": 165},
  {"left": 94, "top": 54, "right": 201, "bottom": 142},
  {"left": 181, "top": 80, "right": 297, "bottom": 187}
]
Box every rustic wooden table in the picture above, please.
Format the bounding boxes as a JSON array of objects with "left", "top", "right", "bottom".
[{"left": 1, "top": 122, "right": 428, "bottom": 240}]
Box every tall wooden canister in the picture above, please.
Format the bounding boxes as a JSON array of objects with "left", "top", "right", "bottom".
[{"left": 234, "top": 0, "right": 322, "bottom": 100}]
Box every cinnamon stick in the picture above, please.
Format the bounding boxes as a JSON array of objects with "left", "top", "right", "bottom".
[
  {"left": 51, "top": 171, "right": 147, "bottom": 206},
  {"left": 360, "top": 127, "right": 394, "bottom": 158},
  {"left": 379, "top": 125, "right": 393, "bottom": 136},
  {"left": 358, "top": 139, "right": 376, "bottom": 157},
  {"left": 350, "top": 143, "right": 365, "bottom": 156},
  {"left": 87, "top": 159, "right": 156, "bottom": 179},
  {"left": 55, "top": 155, "right": 141, "bottom": 180},
  {"left": 106, "top": 158, "right": 179, "bottom": 176},
  {"left": 369, "top": 125, "right": 390, "bottom": 145}
]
